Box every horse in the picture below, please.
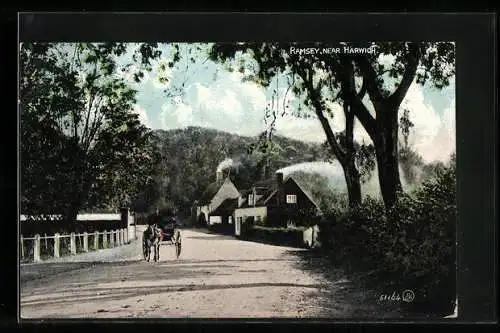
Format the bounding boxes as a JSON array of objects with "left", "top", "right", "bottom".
[{"left": 142, "top": 223, "right": 162, "bottom": 262}]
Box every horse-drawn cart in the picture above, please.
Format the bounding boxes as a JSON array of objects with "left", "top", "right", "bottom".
[
  {"left": 142, "top": 221, "right": 182, "bottom": 262},
  {"left": 159, "top": 223, "right": 182, "bottom": 258}
]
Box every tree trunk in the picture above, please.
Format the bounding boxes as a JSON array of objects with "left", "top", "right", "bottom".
[
  {"left": 343, "top": 158, "right": 362, "bottom": 208},
  {"left": 63, "top": 198, "right": 80, "bottom": 232},
  {"left": 309, "top": 93, "right": 363, "bottom": 208},
  {"left": 374, "top": 109, "right": 402, "bottom": 208}
]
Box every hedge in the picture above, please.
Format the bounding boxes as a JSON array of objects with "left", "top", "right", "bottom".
[
  {"left": 208, "top": 223, "right": 234, "bottom": 235},
  {"left": 317, "top": 163, "right": 456, "bottom": 316},
  {"left": 240, "top": 225, "right": 307, "bottom": 248}
]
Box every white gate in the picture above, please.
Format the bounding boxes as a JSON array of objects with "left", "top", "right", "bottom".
[{"left": 235, "top": 218, "right": 241, "bottom": 236}]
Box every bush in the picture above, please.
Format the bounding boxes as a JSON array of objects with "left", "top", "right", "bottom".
[
  {"left": 239, "top": 216, "right": 255, "bottom": 237},
  {"left": 318, "top": 163, "right": 456, "bottom": 315},
  {"left": 388, "top": 166, "right": 456, "bottom": 313},
  {"left": 243, "top": 225, "right": 306, "bottom": 248},
  {"left": 208, "top": 223, "right": 234, "bottom": 235}
]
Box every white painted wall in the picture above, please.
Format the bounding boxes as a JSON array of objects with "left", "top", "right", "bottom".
[
  {"left": 209, "top": 216, "right": 222, "bottom": 225},
  {"left": 303, "top": 224, "right": 320, "bottom": 248},
  {"left": 20, "top": 214, "right": 122, "bottom": 221},
  {"left": 234, "top": 206, "right": 268, "bottom": 222},
  {"left": 198, "top": 206, "right": 210, "bottom": 222},
  {"left": 235, "top": 218, "right": 241, "bottom": 236}
]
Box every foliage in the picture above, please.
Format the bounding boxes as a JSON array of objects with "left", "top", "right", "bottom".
[
  {"left": 290, "top": 171, "right": 349, "bottom": 215},
  {"left": 319, "top": 156, "right": 456, "bottom": 314},
  {"left": 243, "top": 225, "right": 306, "bottom": 248},
  {"left": 209, "top": 43, "right": 373, "bottom": 207},
  {"left": 210, "top": 42, "right": 455, "bottom": 208},
  {"left": 134, "top": 126, "right": 329, "bottom": 217},
  {"left": 239, "top": 216, "right": 256, "bottom": 236},
  {"left": 208, "top": 223, "right": 234, "bottom": 235},
  {"left": 20, "top": 42, "right": 159, "bottom": 221}
]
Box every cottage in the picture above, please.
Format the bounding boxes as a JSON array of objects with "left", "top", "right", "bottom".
[
  {"left": 196, "top": 170, "right": 240, "bottom": 226},
  {"left": 233, "top": 172, "right": 321, "bottom": 234},
  {"left": 210, "top": 198, "right": 239, "bottom": 225}
]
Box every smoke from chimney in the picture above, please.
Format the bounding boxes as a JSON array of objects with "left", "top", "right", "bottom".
[
  {"left": 274, "top": 161, "right": 416, "bottom": 200},
  {"left": 216, "top": 158, "right": 234, "bottom": 173},
  {"left": 216, "top": 158, "right": 238, "bottom": 181}
]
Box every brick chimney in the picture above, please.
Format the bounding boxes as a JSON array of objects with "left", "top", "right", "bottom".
[{"left": 216, "top": 170, "right": 223, "bottom": 182}]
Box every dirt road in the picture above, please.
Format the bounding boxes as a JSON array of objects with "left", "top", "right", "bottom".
[{"left": 20, "top": 227, "right": 400, "bottom": 319}]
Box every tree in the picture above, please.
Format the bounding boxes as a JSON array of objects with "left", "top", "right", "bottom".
[
  {"left": 345, "top": 42, "right": 454, "bottom": 207},
  {"left": 209, "top": 44, "right": 375, "bottom": 208},
  {"left": 20, "top": 42, "right": 161, "bottom": 222},
  {"left": 209, "top": 42, "right": 455, "bottom": 208}
]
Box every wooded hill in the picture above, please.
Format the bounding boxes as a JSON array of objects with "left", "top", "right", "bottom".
[{"left": 131, "top": 126, "right": 330, "bottom": 217}]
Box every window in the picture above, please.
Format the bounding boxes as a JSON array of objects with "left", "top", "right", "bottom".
[
  {"left": 248, "top": 194, "right": 254, "bottom": 206},
  {"left": 286, "top": 194, "right": 297, "bottom": 204}
]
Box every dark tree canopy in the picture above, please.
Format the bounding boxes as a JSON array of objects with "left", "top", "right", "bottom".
[{"left": 20, "top": 42, "right": 161, "bottom": 221}]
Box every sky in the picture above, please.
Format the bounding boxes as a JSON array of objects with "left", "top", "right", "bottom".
[{"left": 119, "top": 43, "right": 455, "bottom": 180}]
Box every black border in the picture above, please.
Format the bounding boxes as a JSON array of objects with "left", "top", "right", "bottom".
[{"left": 3, "top": 12, "right": 497, "bottom": 327}]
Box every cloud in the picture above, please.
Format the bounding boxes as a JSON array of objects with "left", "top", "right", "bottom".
[
  {"left": 400, "top": 80, "right": 455, "bottom": 163},
  {"left": 160, "top": 101, "right": 194, "bottom": 129},
  {"left": 132, "top": 44, "right": 454, "bottom": 164},
  {"left": 156, "top": 68, "right": 268, "bottom": 136}
]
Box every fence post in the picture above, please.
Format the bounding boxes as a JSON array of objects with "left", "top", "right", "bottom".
[
  {"left": 34, "top": 234, "right": 41, "bottom": 263},
  {"left": 103, "top": 230, "right": 108, "bottom": 249},
  {"left": 122, "top": 228, "right": 125, "bottom": 245},
  {"left": 83, "top": 232, "right": 88, "bottom": 252},
  {"left": 70, "top": 232, "right": 76, "bottom": 255},
  {"left": 93, "top": 231, "right": 99, "bottom": 250},
  {"left": 110, "top": 230, "right": 115, "bottom": 248},
  {"left": 117, "top": 229, "right": 121, "bottom": 246},
  {"left": 54, "top": 233, "right": 60, "bottom": 258},
  {"left": 20, "top": 235, "right": 25, "bottom": 260},
  {"left": 120, "top": 229, "right": 124, "bottom": 245},
  {"left": 124, "top": 228, "right": 129, "bottom": 244}
]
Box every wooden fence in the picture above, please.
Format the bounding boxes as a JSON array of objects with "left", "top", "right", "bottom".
[{"left": 20, "top": 228, "right": 129, "bottom": 263}]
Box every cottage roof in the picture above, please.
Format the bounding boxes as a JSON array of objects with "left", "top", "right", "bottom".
[
  {"left": 211, "top": 198, "right": 239, "bottom": 216},
  {"left": 238, "top": 175, "right": 321, "bottom": 211},
  {"left": 237, "top": 177, "right": 282, "bottom": 208},
  {"left": 197, "top": 179, "right": 225, "bottom": 205}
]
